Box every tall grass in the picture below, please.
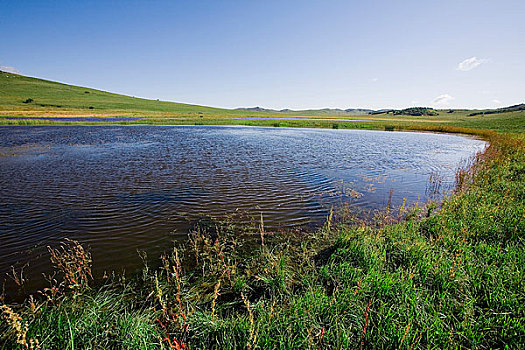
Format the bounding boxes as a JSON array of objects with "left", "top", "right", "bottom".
[{"left": 1, "top": 134, "right": 524, "bottom": 349}]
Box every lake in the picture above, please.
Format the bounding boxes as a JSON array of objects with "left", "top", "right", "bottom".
[{"left": 0, "top": 125, "right": 486, "bottom": 296}]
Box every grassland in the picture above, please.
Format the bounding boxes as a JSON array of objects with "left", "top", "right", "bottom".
[
  {"left": 2, "top": 70, "right": 524, "bottom": 134},
  {"left": 1, "top": 71, "right": 524, "bottom": 349}
]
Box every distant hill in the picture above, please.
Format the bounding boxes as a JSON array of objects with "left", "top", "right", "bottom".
[
  {"left": 235, "top": 107, "right": 277, "bottom": 113},
  {"left": 468, "top": 103, "right": 525, "bottom": 116},
  {"left": 0, "top": 70, "right": 374, "bottom": 117},
  {"left": 235, "top": 107, "right": 374, "bottom": 116},
  {"left": 1, "top": 70, "right": 523, "bottom": 122}
]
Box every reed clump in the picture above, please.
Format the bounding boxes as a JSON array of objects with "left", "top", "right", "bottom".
[
  {"left": 1, "top": 134, "right": 524, "bottom": 349},
  {"left": 46, "top": 239, "right": 93, "bottom": 295}
]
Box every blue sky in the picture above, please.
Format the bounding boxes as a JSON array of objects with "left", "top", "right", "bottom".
[{"left": 1, "top": 0, "right": 524, "bottom": 110}]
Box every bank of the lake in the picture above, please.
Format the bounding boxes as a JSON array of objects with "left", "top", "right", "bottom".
[
  {"left": 0, "top": 125, "right": 487, "bottom": 299},
  {"left": 1, "top": 125, "right": 523, "bottom": 349}
]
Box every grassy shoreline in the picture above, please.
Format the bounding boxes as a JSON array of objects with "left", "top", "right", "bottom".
[
  {"left": 1, "top": 111, "right": 523, "bottom": 136},
  {"left": 1, "top": 71, "right": 524, "bottom": 348},
  {"left": 1, "top": 128, "right": 524, "bottom": 349},
  {"left": 2, "top": 71, "right": 524, "bottom": 135}
]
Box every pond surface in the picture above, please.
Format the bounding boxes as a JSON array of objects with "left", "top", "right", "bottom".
[{"left": 0, "top": 125, "right": 486, "bottom": 296}]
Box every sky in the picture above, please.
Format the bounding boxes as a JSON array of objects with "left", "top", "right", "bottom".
[{"left": 1, "top": 0, "right": 524, "bottom": 110}]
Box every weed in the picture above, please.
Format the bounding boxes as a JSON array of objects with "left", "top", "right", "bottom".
[
  {"left": 47, "top": 239, "right": 93, "bottom": 294},
  {"left": 0, "top": 133, "right": 524, "bottom": 349},
  {"left": 0, "top": 305, "right": 40, "bottom": 349}
]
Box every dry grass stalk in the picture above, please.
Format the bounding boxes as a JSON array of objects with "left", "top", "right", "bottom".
[
  {"left": 173, "top": 248, "right": 183, "bottom": 308},
  {"left": 0, "top": 304, "right": 40, "bottom": 349},
  {"left": 241, "top": 293, "right": 257, "bottom": 349},
  {"left": 214, "top": 239, "right": 232, "bottom": 284},
  {"left": 359, "top": 299, "right": 372, "bottom": 350},
  {"left": 398, "top": 322, "right": 411, "bottom": 349},
  {"left": 399, "top": 197, "right": 407, "bottom": 216},
  {"left": 47, "top": 239, "right": 92, "bottom": 293},
  {"left": 8, "top": 264, "right": 28, "bottom": 287},
  {"left": 326, "top": 207, "right": 333, "bottom": 231},
  {"left": 211, "top": 280, "right": 221, "bottom": 319},
  {"left": 259, "top": 212, "right": 265, "bottom": 247},
  {"left": 154, "top": 273, "right": 167, "bottom": 316}
]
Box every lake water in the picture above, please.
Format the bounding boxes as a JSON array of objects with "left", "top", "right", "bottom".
[{"left": 0, "top": 125, "right": 486, "bottom": 296}]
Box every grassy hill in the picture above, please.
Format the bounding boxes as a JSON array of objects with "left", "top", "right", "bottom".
[
  {"left": 1, "top": 71, "right": 524, "bottom": 349},
  {"left": 1, "top": 70, "right": 524, "bottom": 134},
  {"left": 0, "top": 70, "right": 256, "bottom": 117},
  {"left": 468, "top": 103, "right": 525, "bottom": 116}
]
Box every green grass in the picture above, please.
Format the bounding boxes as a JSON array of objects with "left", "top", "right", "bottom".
[
  {"left": 1, "top": 134, "right": 524, "bottom": 349},
  {"left": 2, "top": 71, "right": 523, "bottom": 134},
  {"left": 25, "top": 290, "right": 160, "bottom": 349},
  {"left": 0, "top": 70, "right": 249, "bottom": 117},
  {"left": 1, "top": 72, "right": 524, "bottom": 349}
]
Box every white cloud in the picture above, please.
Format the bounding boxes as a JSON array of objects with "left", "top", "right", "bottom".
[
  {"left": 432, "top": 94, "right": 454, "bottom": 105},
  {"left": 371, "top": 78, "right": 379, "bottom": 82},
  {"left": 0, "top": 63, "right": 20, "bottom": 74},
  {"left": 456, "top": 57, "right": 489, "bottom": 71},
  {"left": 492, "top": 99, "right": 501, "bottom": 104}
]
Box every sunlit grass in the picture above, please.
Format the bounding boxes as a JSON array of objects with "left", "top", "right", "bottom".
[
  {"left": 2, "top": 70, "right": 524, "bottom": 134},
  {"left": 1, "top": 70, "right": 525, "bottom": 349},
  {"left": 1, "top": 133, "right": 524, "bottom": 349}
]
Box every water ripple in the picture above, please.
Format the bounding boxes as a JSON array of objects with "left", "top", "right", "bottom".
[{"left": 0, "top": 125, "right": 486, "bottom": 295}]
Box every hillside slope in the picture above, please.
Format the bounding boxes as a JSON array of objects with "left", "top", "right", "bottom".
[
  {"left": 1, "top": 70, "right": 523, "bottom": 134},
  {"left": 0, "top": 70, "right": 245, "bottom": 116}
]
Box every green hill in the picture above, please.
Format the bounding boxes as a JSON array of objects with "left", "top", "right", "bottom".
[
  {"left": 468, "top": 103, "right": 525, "bottom": 116},
  {"left": 0, "top": 70, "right": 249, "bottom": 117},
  {"left": 1, "top": 70, "right": 523, "bottom": 134}
]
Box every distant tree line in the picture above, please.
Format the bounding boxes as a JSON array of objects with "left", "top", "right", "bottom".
[
  {"left": 393, "top": 107, "right": 439, "bottom": 116},
  {"left": 371, "top": 107, "right": 439, "bottom": 116}
]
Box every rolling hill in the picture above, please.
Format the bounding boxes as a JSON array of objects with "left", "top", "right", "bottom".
[
  {"left": 0, "top": 70, "right": 253, "bottom": 117},
  {"left": 1, "top": 70, "right": 523, "bottom": 134}
]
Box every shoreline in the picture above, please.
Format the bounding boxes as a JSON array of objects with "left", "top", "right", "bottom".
[{"left": 1, "top": 126, "right": 523, "bottom": 348}]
